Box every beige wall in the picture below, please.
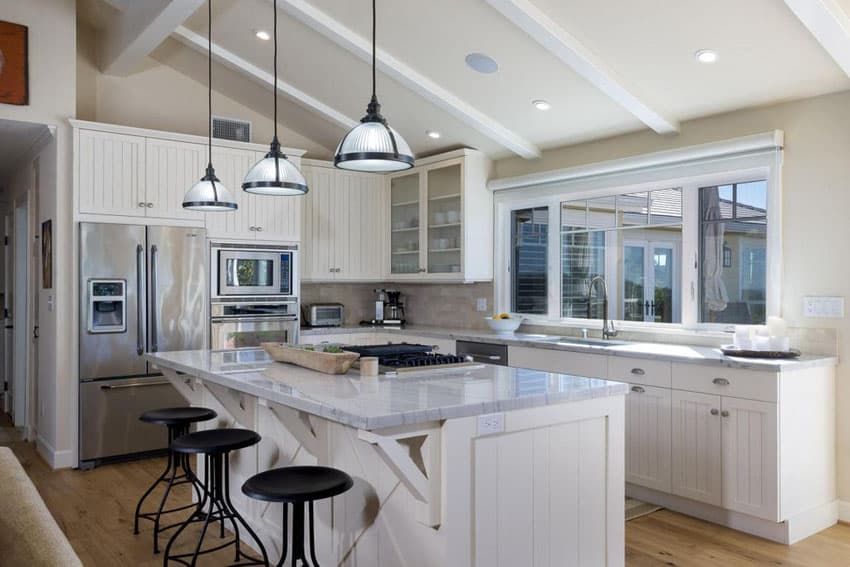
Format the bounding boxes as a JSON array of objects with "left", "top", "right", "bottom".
[
  {"left": 496, "top": 89, "right": 850, "bottom": 502},
  {"left": 0, "top": 0, "right": 76, "bottom": 466},
  {"left": 76, "top": 23, "right": 332, "bottom": 158}
]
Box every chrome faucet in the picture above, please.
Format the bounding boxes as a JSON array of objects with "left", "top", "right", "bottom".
[{"left": 587, "top": 275, "right": 618, "bottom": 340}]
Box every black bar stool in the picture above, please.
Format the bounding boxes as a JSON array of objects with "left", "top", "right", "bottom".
[
  {"left": 242, "top": 466, "right": 354, "bottom": 567},
  {"left": 134, "top": 406, "right": 218, "bottom": 553},
  {"left": 164, "top": 428, "right": 269, "bottom": 567}
]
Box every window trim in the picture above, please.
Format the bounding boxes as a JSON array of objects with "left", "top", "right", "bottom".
[{"left": 493, "top": 134, "right": 783, "bottom": 332}]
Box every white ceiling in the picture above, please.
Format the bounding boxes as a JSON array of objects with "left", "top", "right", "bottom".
[{"left": 81, "top": 0, "right": 850, "bottom": 160}]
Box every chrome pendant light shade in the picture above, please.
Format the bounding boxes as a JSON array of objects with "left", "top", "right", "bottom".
[
  {"left": 242, "top": 0, "right": 308, "bottom": 195},
  {"left": 183, "top": 0, "right": 237, "bottom": 211},
  {"left": 334, "top": 0, "right": 414, "bottom": 172}
]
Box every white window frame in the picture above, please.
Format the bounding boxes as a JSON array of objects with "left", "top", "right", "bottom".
[{"left": 492, "top": 131, "right": 783, "bottom": 333}]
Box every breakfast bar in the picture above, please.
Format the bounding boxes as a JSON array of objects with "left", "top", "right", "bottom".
[{"left": 147, "top": 349, "right": 629, "bottom": 567}]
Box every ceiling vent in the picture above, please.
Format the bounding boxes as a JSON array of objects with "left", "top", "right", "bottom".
[{"left": 212, "top": 116, "right": 251, "bottom": 143}]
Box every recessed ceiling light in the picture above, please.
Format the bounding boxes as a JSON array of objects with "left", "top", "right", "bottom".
[
  {"left": 465, "top": 52, "right": 499, "bottom": 74},
  {"left": 255, "top": 29, "right": 271, "bottom": 41},
  {"left": 532, "top": 99, "right": 551, "bottom": 111},
  {"left": 695, "top": 49, "right": 717, "bottom": 63},
  {"left": 426, "top": 130, "right": 441, "bottom": 139}
]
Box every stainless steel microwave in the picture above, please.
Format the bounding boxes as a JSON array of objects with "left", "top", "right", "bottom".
[{"left": 211, "top": 243, "right": 297, "bottom": 298}]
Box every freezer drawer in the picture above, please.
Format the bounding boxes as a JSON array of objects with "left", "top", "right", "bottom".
[{"left": 79, "top": 376, "right": 185, "bottom": 462}]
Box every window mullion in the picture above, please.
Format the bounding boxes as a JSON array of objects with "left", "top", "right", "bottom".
[
  {"left": 681, "top": 185, "right": 700, "bottom": 328},
  {"left": 548, "top": 201, "right": 561, "bottom": 319}
]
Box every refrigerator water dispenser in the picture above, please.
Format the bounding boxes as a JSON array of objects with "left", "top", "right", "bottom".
[{"left": 88, "top": 279, "right": 127, "bottom": 333}]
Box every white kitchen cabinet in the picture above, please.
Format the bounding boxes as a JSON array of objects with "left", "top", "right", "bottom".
[
  {"left": 203, "top": 146, "right": 256, "bottom": 240},
  {"left": 144, "top": 138, "right": 206, "bottom": 221},
  {"left": 670, "top": 390, "right": 722, "bottom": 507},
  {"left": 387, "top": 149, "right": 492, "bottom": 282},
  {"left": 507, "top": 346, "right": 607, "bottom": 378},
  {"left": 251, "top": 150, "right": 302, "bottom": 243},
  {"left": 625, "top": 384, "right": 672, "bottom": 493},
  {"left": 301, "top": 162, "right": 386, "bottom": 281},
  {"left": 721, "top": 396, "right": 778, "bottom": 521},
  {"left": 77, "top": 129, "right": 146, "bottom": 217}
]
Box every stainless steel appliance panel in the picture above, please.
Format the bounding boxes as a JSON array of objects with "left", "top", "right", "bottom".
[
  {"left": 79, "top": 223, "right": 147, "bottom": 379},
  {"left": 79, "top": 376, "right": 185, "bottom": 461},
  {"left": 455, "top": 341, "right": 509, "bottom": 366},
  {"left": 147, "top": 226, "right": 207, "bottom": 354},
  {"left": 210, "top": 317, "right": 298, "bottom": 350}
]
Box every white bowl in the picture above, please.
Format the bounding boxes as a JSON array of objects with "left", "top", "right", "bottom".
[{"left": 485, "top": 316, "right": 523, "bottom": 334}]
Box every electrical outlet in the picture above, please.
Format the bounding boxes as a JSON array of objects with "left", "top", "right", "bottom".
[
  {"left": 803, "top": 296, "right": 844, "bottom": 318},
  {"left": 477, "top": 413, "right": 504, "bottom": 436},
  {"left": 476, "top": 298, "right": 488, "bottom": 312}
]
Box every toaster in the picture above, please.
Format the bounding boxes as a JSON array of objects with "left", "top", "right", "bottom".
[{"left": 305, "top": 303, "right": 345, "bottom": 327}]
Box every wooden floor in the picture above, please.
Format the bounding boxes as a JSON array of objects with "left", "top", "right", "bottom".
[{"left": 2, "top": 431, "right": 850, "bottom": 566}]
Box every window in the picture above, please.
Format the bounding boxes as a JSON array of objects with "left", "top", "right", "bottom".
[
  {"left": 496, "top": 161, "right": 777, "bottom": 329},
  {"left": 511, "top": 207, "right": 548, "bottom": 314},
  {"left": 699, "top": 181, "right": 767, "bottom": 324},
  {"left": 559, "top": 189, "right": 683, "bottom": 324}
]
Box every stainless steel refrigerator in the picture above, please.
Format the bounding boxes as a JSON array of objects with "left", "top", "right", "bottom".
[{"left": 79, "top": 223, "right": 206, "bottom": 466}]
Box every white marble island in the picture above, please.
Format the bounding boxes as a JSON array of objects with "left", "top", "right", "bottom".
[{"left": 148, "top": 349, "right": 628, "bottom": 567}]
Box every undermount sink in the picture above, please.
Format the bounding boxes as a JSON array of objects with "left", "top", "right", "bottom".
[{"left": 536, "top": 336, "right": 630, "bottom": 347}]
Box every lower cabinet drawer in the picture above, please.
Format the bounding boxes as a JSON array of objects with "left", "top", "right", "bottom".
[
  {"left": 671, "top": 363, "right": 778, "bottom": 403},
  {"left": 609, "top": 357, "right": 672, "bottom": 388},
  {"left": 508, "top": 346, "right": 607, "bottom": 378}
]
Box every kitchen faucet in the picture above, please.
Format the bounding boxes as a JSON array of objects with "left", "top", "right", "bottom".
[{"left": 587, "top": 275, "right": 618, "bottom": 340}]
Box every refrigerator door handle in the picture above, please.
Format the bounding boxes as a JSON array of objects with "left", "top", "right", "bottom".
[
  {"left": 136, "top": 244, "right": 145, "bottom": 355},
  {"left": 150, "top": 244, "right": 159, "bottom": 352}
]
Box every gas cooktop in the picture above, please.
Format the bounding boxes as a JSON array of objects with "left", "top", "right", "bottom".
[{"left": 344, "top": 343, "right": 478, "bottom": 374}]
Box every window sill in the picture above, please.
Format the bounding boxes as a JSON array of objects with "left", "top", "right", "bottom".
[{"left": 518, "top": 317, "right": 733, "bottom": 346}]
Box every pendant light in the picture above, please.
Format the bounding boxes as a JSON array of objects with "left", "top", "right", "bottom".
[
  {"left": 242, "top": 0, "right": 308, "bottom": 195},
  {"left": 334, "top": 0, "right": 414, "bottom": 172},
  {"left": 183, "top": 0, "right": 238, "bottom": 211}
]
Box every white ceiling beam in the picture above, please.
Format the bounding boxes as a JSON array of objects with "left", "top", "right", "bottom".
[
  {"left": 275, "top": 0, "right": 542, "bottom": 159},
  {"left": 485, "top": 0, "right": 680, "bottom": 135},
  {"left": 101, "top": 0, "right": 205, "bottom": 76},
  {"left": 171, "top": 26, "right": 358, "bottom": 130},
  {"left": 783, "top": 0, "right": 850, "bottom": 76}
]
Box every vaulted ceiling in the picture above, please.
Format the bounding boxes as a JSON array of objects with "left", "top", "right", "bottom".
[{"left": 79, "top": 0, "right": 850, "bottom": 160}]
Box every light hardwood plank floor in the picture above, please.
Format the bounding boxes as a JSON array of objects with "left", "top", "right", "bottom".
[{"left": 3, "top": 435, "right": 850, "bottom": 566}]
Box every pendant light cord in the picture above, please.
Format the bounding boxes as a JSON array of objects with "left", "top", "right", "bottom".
[
  {"left": 274, "top": 0, "right": 278, "bottom": 141},
  {"left": 371, "top": 0, "right": 376, "bottom": 98},
  {"left": 207, "top": 0, "right": 213, "bottom": 168}
]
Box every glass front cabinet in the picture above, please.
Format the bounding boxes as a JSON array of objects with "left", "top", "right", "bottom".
[{"left": 388, "top": 149, "right": 493, "bottom": 281}]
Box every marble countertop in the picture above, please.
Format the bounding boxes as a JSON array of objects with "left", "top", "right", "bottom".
[
  {"left": 146, "top": 349, "right": 629, "bottom": 430},
  {"left": 301, "top": 325, "right": 837, "bottom": 371}
]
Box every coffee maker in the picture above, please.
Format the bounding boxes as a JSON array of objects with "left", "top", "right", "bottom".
[{"left": 366, "top": 288, "right": 406, "bottom": 326}]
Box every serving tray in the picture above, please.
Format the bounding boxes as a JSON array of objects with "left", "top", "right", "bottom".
[
  {"left": 720, "top": 345, "right": 801, "bottom": 359},
  {"left": 261, "top": 342, "right": 360, "bottom": 375}
]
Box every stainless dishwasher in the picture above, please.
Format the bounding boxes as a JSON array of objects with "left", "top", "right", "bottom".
[{"left": 455, "top": 341, "right": 509, "bottom": 366}]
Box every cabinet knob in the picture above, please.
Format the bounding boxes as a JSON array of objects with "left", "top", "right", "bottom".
[
  {"left": 631, "top": 385, "right": 645, "bottom": 393},
  {"left": 146, "top": 202, "right": 154, "bottom": 208},
  {"left": 712, "top": 378, "right": 730, "bottom": 386},
  {"left": 249, "top": 226, "right": 256, "bottom": 231},
  {"left": 710, "top": 408, "right": 720, "bottom": 416},
  {"left": 721, "top": 410, "right": 730, "bottom": 418},
  {"left": 138, "top": 202, "right": 146, "bottom": 208},
  {"left": 630, "top": 368, "right": 645, "bottom": 376},
  {"left": 256, "top": 226, "right": 263, "bottom": 232}
]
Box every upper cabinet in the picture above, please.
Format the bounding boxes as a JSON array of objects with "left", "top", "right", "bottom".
[
  {"left": 388, "top": 149, "right": 493, "bottom": 282},
  {"left": 301, "top": 162, "right": 386, "bottom": 282},
  {"left": 73, "top": 121, "right": 304, "bottom": 244}
]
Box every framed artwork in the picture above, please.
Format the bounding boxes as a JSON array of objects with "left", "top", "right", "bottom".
[
  {"left": 41, "top": 219, "right": 52, "bottom": 289},
  {"left": 0, "top": 21, "right": 28, "bottom": 106}
]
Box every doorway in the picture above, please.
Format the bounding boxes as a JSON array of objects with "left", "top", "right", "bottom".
[{"left": 623, "top": 240, "right": 681, "bottom": 323}]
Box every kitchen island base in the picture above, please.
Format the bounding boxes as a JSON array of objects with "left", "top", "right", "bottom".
[{"left": 157, "top": 357, "right": 626, "bottom": 566}]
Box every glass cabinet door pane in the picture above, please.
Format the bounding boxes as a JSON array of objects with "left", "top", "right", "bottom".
[
  {"left": 427, "top": 164, "right": 462, "bottom": 274},
  {"left": 390, "top": 173, "right": 420, "bottom": 274}
]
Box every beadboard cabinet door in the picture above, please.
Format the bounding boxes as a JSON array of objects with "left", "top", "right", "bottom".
[
  {"left": 204, "top": 147, "right": 256, "bottom": 240},
  {"left": 671, "top": 390, "right": 722, "bottom": 507},
  {"left": 721, "top": 397, "right": 778, "bottom": 521},
  {"left": 144, "top": 138, "right": 206, "bottom": 221},
  {"left": 78, "top": 129, "right": 146, "bottom": 217},
  {"left": 625, "top": 384, "right": 672, "bottom": 492},
  {"left": 251, "top": 151, "right": 302, "bottom": 243},
  {"left": 301, "top": 165, "right": 337, "bottom": 279}
]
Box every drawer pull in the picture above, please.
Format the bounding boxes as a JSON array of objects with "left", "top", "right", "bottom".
[
  {"left": 710, "top": 408, "right": 720, "bottom": 416},
  {"left": 712, "top": 378, "right": 730, "bottom": 386},
  {"left": 721, "top": 410, "right": 730, "bottom": 417},
  {"left": 630, "top": 368, "right": 645, "bottom": 376},
  {"left": 631, "top": 385, "right": 645, "bottom": 393}
]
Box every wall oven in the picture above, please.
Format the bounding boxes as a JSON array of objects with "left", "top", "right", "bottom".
[
  {"left": 210, "top": 300, "right": 299, "bottom": 350},
  {"left": 211, "top": 243, "right": 296, "bottom": 298}
]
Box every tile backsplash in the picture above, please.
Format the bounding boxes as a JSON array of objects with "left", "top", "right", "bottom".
[{"left": 301, "top": 282, "right": 494, "bottom": 330}]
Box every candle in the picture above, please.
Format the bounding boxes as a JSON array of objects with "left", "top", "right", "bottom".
[{"left": 767, "top": 316, "right": 788, "bottom": 339}]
